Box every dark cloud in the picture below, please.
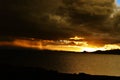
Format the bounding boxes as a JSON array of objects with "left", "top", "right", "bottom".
[
  {"left": 0, "top": 0, "right": 120, "bottom": 45},
  {"left": 58, "top": 0, "right": 120, "bottom": 44},
  {"left": 56, "top": 0, "right": 120, "bottom": 45},
  {"left": 0, "top": 0, "right": 65, "bottom": 39}
]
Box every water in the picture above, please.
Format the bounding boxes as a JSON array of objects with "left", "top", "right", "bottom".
[
  {"left": 2, "top": 52, "right": 120, "bottom": 76},
  {"left": 34, "top": 53, "right": 120, "bottom": 76}
]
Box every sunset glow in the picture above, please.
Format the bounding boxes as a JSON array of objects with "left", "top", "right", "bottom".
[
  {"left": 81, "top": 47, "right": 106, "bottom": 52},
  {"left": 0, "top": 36, "right": 120, "bottom": 52},
  {"left": 69, "top": 36, "right": 85, "bottom": 40},
  {"left": 0, "top": 0, "right": 120, "bottom": 53}
]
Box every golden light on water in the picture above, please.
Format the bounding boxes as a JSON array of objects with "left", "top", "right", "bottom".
[{"left": 0, "top": 36, "right": 120, "bottom": 52}]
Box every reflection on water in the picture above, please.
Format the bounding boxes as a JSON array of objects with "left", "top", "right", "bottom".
[
  {"left": 2, "top": 53, "right": 120, "bottom": 76},
  {"left": 35, "top": 53, "right": 120, "bottom": 76}
]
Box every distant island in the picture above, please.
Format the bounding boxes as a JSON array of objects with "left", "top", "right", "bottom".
[{"left": 0, "top": 45, "right": 120, "bottom": 55}]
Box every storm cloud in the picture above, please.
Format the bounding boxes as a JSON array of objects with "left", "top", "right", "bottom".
[
  {"left": 0, "top": 0, "right": 120, "bottom": 45},
  {"left": 0, "top": 0, "right": 66, "bottom": 39},
  {"left": 57, "top": 0, "right": 118, "bottom": 45}
]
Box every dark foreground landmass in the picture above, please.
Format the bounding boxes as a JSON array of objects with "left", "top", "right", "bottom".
[
  {"left": 0, "top": 64, "right": 120, "bottom": 80},
  {"left": 0, "top": 45, "right": 120, "bottom": 79}
]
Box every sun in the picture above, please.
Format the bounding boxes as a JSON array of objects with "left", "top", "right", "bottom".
[
  {"left": 82, "top": 48, "right": 98, "bottom": 52},
  {"left": 81, "top": 47, "right": 106, "bottom": 52}
]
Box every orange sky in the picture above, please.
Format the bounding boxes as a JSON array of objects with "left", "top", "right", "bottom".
[{"left": 0, "top": 36, "right": 120, "bottom": 52}]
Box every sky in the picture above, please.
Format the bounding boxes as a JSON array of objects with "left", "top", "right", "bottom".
[
  {"left": 116, "top": 0, "right": 120, "bottom": 6},
  {"left": 0, "top": 0, "right": 120, "bottom": 49}
]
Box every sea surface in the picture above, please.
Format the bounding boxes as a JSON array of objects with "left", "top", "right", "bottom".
[{"left": 1, "top": 52, "right": 120, "bottom": 76}]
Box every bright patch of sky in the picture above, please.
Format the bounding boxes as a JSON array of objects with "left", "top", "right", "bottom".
[{"left": 116, "top": 0, "right": 120, "bottom": 6}]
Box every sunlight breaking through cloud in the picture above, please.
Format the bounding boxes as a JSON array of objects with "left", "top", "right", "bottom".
[{"left": 0, "top": 36, "right": 120, "bottom": 52}]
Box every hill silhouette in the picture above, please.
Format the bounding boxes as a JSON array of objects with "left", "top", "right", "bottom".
[
  {"left": 93, "top": 49, "right": 120, "bottom": 55},
  {"left": 0, "top": 45, "right": 120, "bottom": 54}
]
